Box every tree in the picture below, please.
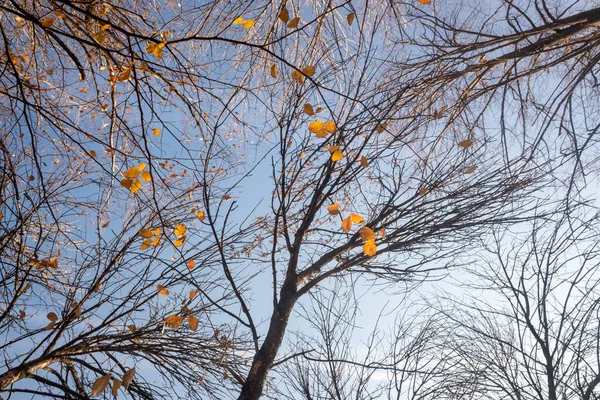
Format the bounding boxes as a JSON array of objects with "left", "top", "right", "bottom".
[{"left": 0, "top": 0, "right": 594, "bottom": 399}]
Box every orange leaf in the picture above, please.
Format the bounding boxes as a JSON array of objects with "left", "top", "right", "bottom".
[
  {"left": 41, "top": 18, "right": 55, "bottom": 28},
  {"left": 375, "top": 123, "right": 387, "bottom": 133},
  {"left": 152, "top": 128, "right": 161, "bottom": 136},
  {"left": 189, "top": 290, "right": 198, "bottom": 300},
  {"left": 308, "top": 121, "right": 324, "bottom": 134},
  {"left": 123, "top": 167, "right": 140, "bottom": 179},
  {"left": 291, "top": 70, "right": 305, "bottom": 84},
  {"left": 303, "top": 103, "right": 314, "bottom": 115},
  {"left": 350, "top": 213, "right": 365, "bottom": 223},
  {"left": 139, "top": 229, "right": 153, "bottom": 238},
  {"left": 174, "top": 223, "right": 187, "bottom": 237},
  {"left": 157, "top": 285, "right": 169, "bottom": 296},
  {"left": 187, "top": 259, "right": 195, "bottom": 270},
  {"left": 141, "top": 171, "right": 151, "bottom": 182},
  {"left": 47, "top": 312, "right": 58, "bottom": 321},
  {"left": 122, "top": 368, "right": 135, "bottom": 390},
  {"left": 197, "top": 211, "right": 205, "bottom": 221},
  {"left": 288, "top": 17, "right": 300, "bottom": 28},
  {"left": 464, "top": 165, "right": 477, "bottom": 174},
  {"left": 91, "top": 374, "right": 111, "bottom": 396},
  {"left": 302, "top": 66, "right": 315, "bottom": 77},
  {"left": 111, "top": 379, "right": 122, "bottom": 397},
  {"left": 165, "top": 315, "right": 184, "bottom": 328},
  {"left": 325, "top": 121, "right": 336, "bottom": 133},
  {"left": 341, "top": 216, "right": 352, "bottom": 233},
  {"left": 327, "top": 204, "right": 340, "bottom": 215},
  {"left": 359, "top": 226, "right": 376, "bottom": 242},
  {"left": 279, "top": 8, "right": 290, "bottom": 23},
  {"left": 188, "top": 315, "right": 199, "bottom": 331},
  {"left": 117, "top": 68, "right": 131, "bottom": 82},
  {"left": 363, "top": 239, "right": 377, "bottom": 256},
  {"left": 418, "top": 0, "right": 431, "bottom": 4},
  {"left": 331, "top": 150, "right": 344, "bottom": 162},
  {"left": 270, "top": 63, "right": 279, "bottom": 78},
  {"left": 130, "top": 179, "right": 142, "bottom": 194}
]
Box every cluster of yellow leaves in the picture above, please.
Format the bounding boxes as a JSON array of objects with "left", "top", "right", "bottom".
[
  {"left": 308, "top": 120, "right": 336, "bottom": 138},
  {"left": 329, "top": 205, "right": 379, "bottom": 256},
  {"left": 174, "top": 223, "right": 186, "bottom": 247},
  {"left": 328, "top": 146, "right": 344, "bottom": 162},
  {"left": 146, "top": 41, "right": 166, "bottom": 58},
  {"left": 233, "top": 16, "right": 255, "bottom": 29},
  {"left": 139, "top": 227, "right": 160, "bottom": 249},
  {"left": 121, "top": 164, "right": 151, "bottom": 194},
  {"left": 91, "top": 368, "right": 135, "bottom": 397}
]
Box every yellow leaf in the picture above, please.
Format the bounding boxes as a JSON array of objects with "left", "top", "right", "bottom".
[
  {"left": 187, "top": 259, "right": 195, "bottom": 269},
  {"left": 308, "top": 121, "right": 324, "bottom": 134},
  {"left": 130, "top": 179, "right": 142, "bottom": 194},
  {"left": 189, "top": 290, "right": 198, "bottom": 300},
  {"left": 270, "top": 63, "right": 279, "bottom": 78},
  {"left": 120, "top": 179, "right": 132, "bottom": 190},
  {"left": 139, "top": 229, "right": 153, "bottom": 238},
  {"left": 233, "top": 17, "right": 244, "bottom": 25},
  {"left": 141, "top": 171, "right": 151, "bottom": 182},
  {"left": 331, "top": 150, "right": 344, "bottom": 162},
  {"left": 464, "top": 165, "right": 477, "bottom": 174},
  {"left": 347, "top": 13, "right": 355, "bottom": 25},
  {"left": 47, "top": 312, "right": 58, "bottom": 321},
  {"left": 137, "top": 163, "right": 147, "bottom": 171},
  {"left": 152, "top": 236, "right": 160, "bottom": 247},
  {"left": 174, "top": 223, "right": 187, "bottom": 237},
  {"left": 288, "top": 17, "right": 300, "bottom": 28},
  {"left": 154, "top": 228, "right": 160, "bottom": 236},
  {"left": 146, "top": 42, "right": 163, "bottom": 58},
  {"left": 140, "top": 239, "right": 151, "bottom": 250},
  {"left": 91, "top": 374, "right": 111, "bottom": 396},
  {"left": 152, "top": 128, "right": 161, "bottom": 136},
  {"left": 350, "top": 213, "right": 365, "bottom": 223},
  {"left": 291, "top": 70, "right": 305, "bottom": 84},
  {"left": 360, "top": 156, "right": 369, "bottom": 168},
  {"left": 41, "top": 18, "right": 55, "bottom": 28},
  {"left": 303, "top": 103, "right": 314, "bottom": 115},
  {"left": 101, "top": 24, "right": 111, "bottom": 31},
  {"left": 341, "top": 216, "right": 352, "bottom": 233},
  {"left": 188, "top": 315, "right": 199, "bottom": 331},
  {"left": 327, "top": 203, "right": 340, "bottom": 215},
  {"left": 157, "top": 285, "right": 169, "bottom": 296},
  {"left": 48, "top": 257, "right": 58, "bottom": 269},
  {"left": 165, "top": 315, "right": 184, "bottom": 328},
  {"left": 111, "top": 379, "right": 122, "bottom": 397},
  {"left": 122, "top": 368, "right": 135, "bottom": 390},
  {"left": 279, "top": 8, "right": 290, "bottom": 23},
  {"left": 376, "top": 123, "right": 387, "bottom": 133},
  {"left": 359, "top": 226, "right": 376, "bottom": 241},
  {"left": 325, "top": 121, "right": 336, "bottom": 133},
  {"left": 363, "top": 239, "right": 377, "bottom": 256},
  {"left": 458, "top": 139, "right": 473, "bottom": 148},
  {"left": 123, "top": 167, "right": 140, "bottom": 179},
  {"left": 197, "top": 211, "right": 205, "bottom": 221},
  {"left": 117, "top": 68, "right": 131, "bottom": 82},
  {"left": 242, "top": 19, "right": 255, "bottom": 29},
  {"left": 174, "top": 237, "right": 186, "bottom": 247},
  {"left": 418, "top": 0, "right": 431, "bottom": 4},
  {"left": 302, "top": 66, "right": 315, "bottom": 77},
  {"left": 328, "top": 146, "right": 340, "bottom": 153}
]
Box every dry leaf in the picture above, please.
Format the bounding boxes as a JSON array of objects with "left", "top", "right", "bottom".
[
  {"left": 111, "top": 379, "right": 122, "bottom": 396},
  {"left": 187, "top": 259, "right": 195, "bottom": 270},
  {"left": 157, "top": 285, "right": 169, "bottom": 296},
  {"left": 270, "top": 63, "right": 279, "bottom": 78},
  {"left": 189, "top": 290, "right": 198, "bottom": 300},
  {"left": 174, "top": 223, "right": 187, "bottom": 237},
  {"left": 165, "top": 315, "right": 185, "bottom": 328},
  {"left": 347, "top": 13, "right": 355, "bottom": 25},
  {"left": 360, "top": 156, "right": 369, "bottom": 168},
  {"left": 302, "top": 66, "right": 315, "bottom": 77},
  {"left": 139, "top": 229, "right": 153, "bottom": 238},
  {"left": 303, "top": 103, "right": 314, "bottom": 115},
  {"left": 341, "top": 216, "right": 352, "bottom": 233},
  {"left": 47, "top": 312, "right": 58, "bottom": 321},
  {"left": 363, "top": 239, "right": 377, "bottom": 256},
  {"left": 279, "top": 7, "right": 290, "bottom": 23},
  {"left": 331, "top": 150, "right": 344, "bottom": 162},
  {"left": 291, "top": 70, "right": 305, "bottom": 84},
  {"left": 458, "top": 139, "right": 473, "bottom": 148},
  {"left": 288, "top": 17, "right": 300, "bottom": 28},
  {"left": 188, "top": 315, "right": 199, "bottom": 331},
  {"left": 41, "top": 18, "right": 55, "bottom": 28},
  {"left": 359, "top": 226, "right": 376, "bottom": 242},
  {"left": 327, "top": 204, "right": 340, "bottom": 215},
  {"left": 45, "top": 321, "right": 55, "bottom": 330},
  {"left": 350, "top": 213, "right": 365, "bottom": 223},
  {"left": 91, "top": 374, "right": 111, "bottom": 396},
  {"left": 464, "top": 165, "right": 477, "bottom": 174},
  {"left": 122, "top": 368, "right": 135, "bottom": 389}
]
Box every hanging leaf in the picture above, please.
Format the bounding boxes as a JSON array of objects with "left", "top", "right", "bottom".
[
  {"left": 91, "top": 374, "right": 111, "bottom": 396},
  {"left": 165, "top": 315, "right": 185, "bottom": 328},
  {"left": 197, "top": 211, "right": 205, "bottom": 221},
  {"left": 120, "top": 179, "right": 132, "bottom": 190},
  {"left": 189, "top": 290, "right": 198, "bottom": 300},
  {"left": 130, "top": 179, "right": 142, "bottom": 194},
  {"left": 188, "top": 315, "right": 199, "bottom": 331},
  {"left": 187, "top": 259, "right": 195, "bottom": 270},
  {"left": 288, "top": 17, "right": 300, "bottom": 28},
  {"left": 359, "top": 226, "right": 376, "bottom": 241},
  {"left": 302, "top": 66, "right": 315, "bottom": 77},
  {"left": 360, "top": 156, "right": 369, "bottom": 168},
  {"left": 279, "top": 8, "right": 290, "bottom": 23},
  {"left": 47, "top": 312, "right": 58, "bottom": 321},
  {"left": 117, "top": 68, "right": 131, "bottom": 82},
  {"left": 233, "top": 17, "right": 244, "bottom": 25},
  {"left": 242, "top": 19, "right": 255, "bottom": 29},
  {"left": 350, "top": 213, "right": 365, "bottom": 223},
  {"left": 380, "top": 227, "right": 387, "bottom": 238},
  {"left": 174, "top": 236, "right": 186, "bottom": 247},
  {"left": 122, "top": 368, "right": 136, "bottom": 390},
  {"left": 418, "top": 187, "right": 428, "bottom": 196},
  {"left": 174, "top": 224, "right": 187, "bottom": 237},
  {"left": 123, "top": 167, "right": 140, "bottom": 179},
  {"left": 111, "top": 379, "right": 122, "bottom": 397},
  {"left": 291, "top": 70, "right": 305, "bottom": 84},
  {"left": 139, "top": 229, "right": 153, "bottom": 238},
  {"left": 156, "top": 285, "right": 169, "bottom": 296},
  {"left": 458, "top": 139, "right": 473, "bottom": 148},
  {"left": 331, "top": 150, "right": 344, "bottom": 162},
  {"left": 127, "top": 324, "right": 136, "bottom": 333},
  {"left": 270, "top": 63, "right": 279, "bottom": 78},
  {"left": 464, "top": 165, "right": 477, "bottom": 174},
  {"left": 45, "top": 321, "right": 55, "bottom": 330},
  {"left": 327, "top": 204, "right": 340, "bottom": 215},
  {"left": 308, "top": 121, "right": 324, "bottom": 134},
  {"left": 363, "top": 239, "right": 377, "bottom": 256},
  {"left": 347, "top": 13, "right": 355, "bottom": 25},
  {"left": 328, "top": 146, "right": 340, "bottom": 153},
  {"left": 375, "top": 123, "right": 387, "bottom": 133},
  {"left": 48, "top": 257, "right": 58, "bottom": 269},
  {"left": 152, "top": 236, "right": 160, "bottom": 247},
  {"left": 325, "top": 121, "right": 336, "bottom": 133},
  {"left": 140, "top": 239, "right": 151, "bottom": 250},
  {"left": 341, "top": 216, "right": 352, "bottom": 233},
  {"left": 303, "top": 104, "right": 314, "bottom": 115},
  {"left": 141, "top": 171, "right": 151, "bottom": 182},
  {"left": 152, "top": 128, "right": 161, "bottom": 136}
]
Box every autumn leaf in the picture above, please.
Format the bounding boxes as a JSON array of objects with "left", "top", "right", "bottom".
[
  {"left": 197, "top": 210, "right": 205, "bottom": 221},
  {"left": 152, "top": 236, "right": 160, "bottom": 247},
  {"left": 308, "top": 121, "right": 324, "bottom": 134},
  {"left": 41, "top": 18, "right": 55, "bottom": 28},
  {"left": 291, "top": 70, "right": 305, "bottom": 84},
  {"left": 45, "top": 321, "right": 55, "bottom": 330},
  {"left": 380, "top": 227, "right": 387, "bottom": 238},
  {"left": 302, "top": 66, "right": 315, "bottom": 77},
  {"left": 157, "top": 285, "right": 169, "bottom": 296},
  {"left": 341, "top": 216, "right": 352, "bottom": 233},
  {"left": 327, "top": 204, "right": 340, "bottom": 215},
  {"left": 331, "top": 150, "right": 344, "bottom": 162},
  {"left": 141, "top": 171, "right": 151, "bottom": 182},
  {"left": 375, "top": 123, "right": 387, "bottom": 133},
  {"left": 127, "top": 324, "right": 136, "bottom": 333},
  {"left": 359, "top": 226, "right": 376, "bottom": 241},
  {"left": 47, "top": 312, "right": 58, "bottom": 322},
  {"left": 279, "top": 8, "right": 290, "bottom": 23},
  {"left": 350, "top": 213, "right": 365, "bottom": 224},
  {"left": 91, "top": 374, "right": 111, "bottom": 396},
  {"left": 165, "top": 315, "right": 185, "bottom": 328},
  {"left": 152, "top": 128, "right": 161, "bottom": 136},
  {"left": 328, "top": 146, "right": 340, "bottom": 153},
  {"left": 303, "top": 103, "right": 314, "bottom": 115},
  {"left": 418, "top": 187, "right": 428, "bottom": 196},
  {"left": 19, "top": 310, "right": 26, "bottom": 318},
  {"left": 117, "top": 68, "right": 131, "bottom": 82},
  {"left": 189, "top": 290, "right": 198, "bottom": 300},
  {"left": 418, "top": 0, "right": 431, "bottom": 4},
  {"left": 140, "top": 239, "right": 151, "bottom": 250},
  {"left": 360, "top": 156, "right": 369, "bottom": 168},
  {"left": 325, "top": 121, "right": 336, "bottom": 133},
  {"left": 188, "top": 315, "right": 199, "bottom": 331},
  {"left": 130, "top": 179, "right": 142, "bottom": 194},
  {"left": 146, "top": 42, "right": 165, "bottom": 58},
  {"left": 364, "top": 239, "right": 377, "bottom": 256},
  {"left": 464, "top": 165, "right": 477, "bottom": 174},
  {"left": 270, "top": 63, "right": 279, "bottom": 78},
  {"left": 347, "top": 13, "right": 355, "bottom": 25},
  {"left": 187, "top": 259, "right": 195, "bottom": 269},
  {"left": 242, "top": 19, "right": 255, "bottom": 28},
  {"left": 174, "top": 236, "right": 186, "bottom": 247},
  {"left": 123, "top": 167, "right": 140, "bottom": 179},
  {"left": 288, "top": 17, "right": 300, "bottom": 28},
  {"left": 48, "top": 257, "right": 58, "bottom": 269},
  {"left": 233, "top": 17, "right": 243, "bottom": 25},
  {"left": 120, "top": 179, "right": 132, "bottom": 190},
  {"left": 122, "top": 368, "right": 135, "bottom": 389},
  {"left": 174, "top": 223, "right": 187, "bottom": 237},
  {"left": 139, "top": 229, "right": 153, "bottom": 238},
  {"left": 111, "top": 379, "right": 122, "bottom": 397},
  {"left": 458, "top": 139, "right": 473, "bottom": 148}
]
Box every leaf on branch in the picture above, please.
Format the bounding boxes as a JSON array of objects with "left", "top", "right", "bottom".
[
  {"left": 458, "top": 139, "right": 473, "bottom": 148},
  {"left": 165, "top": 315, "right": 185, "bottom": 328},
  {"left": 157, "top": 285, "right": 169, "bottom": 296},
  {"left": 141, "top": 171, "right": 151, "bottom": 182},
  {"left": 197, "top": 210, "right": 205, "bottom": 221},
  {"left": 302, "top": 66, "right": 315, "bottom": 77},
  {"left": 187, "top": 259, "right": 195, "bottom": 270},
  {"left": 152, "top": 128, "right": 161, "bottom": 136},
  {"left": 130, "top": 179, "right": 142, "bottom": 194},
  {"left": 120, "top": 179, "right": 132, "bottom": 190},
  {"left": 174, "top": 236, "right": 186, "bottom": 247},
  {"left": 303, "top": 103, "right": 314, "bottom": 115},
  {"left": 47, "top": 312, "right": 58, "bottom": 321},
  {"left": 360, "top": 156, "right": 369, "bottom": 168},
  {"left": 325, "top": 121, "right": 336, "bottom": 133},
  {"left": 291, "top": 70, "right": 305, "bottom": 84},
  {"left": 45, "top": 321, "right": 55, "bottom": 330},
  {"left": 122, "top": 368, "right": 135, "bottom": 389},
  {"left": 364, "top": 239, "right": 377, "bottom": 256},
  {"left": 146, "top": 42, "right": 165, "bottom": 58},
  {"left": 41, "top": 18, "right": 55, "bottom": 28},
  {"left": 347, "top": 13, "right": 355, "bottom": 25},
  {"left": 188, "top": 315, "right": 199, "bottom": 331},
  {"left": 117, "top": 68, "right": 131, "bottom": 82},
  {"left": 91, "top": 374, "right": 111, "bottom": 396},
  {"left": 124, "top": 167, "right": 140, "bottom": 179},
  {"left": 111, "top": 379, "right": 122, "bottom": 397},
  {"left": 341, "top": 216, "right": 352, "bottom": 233},
  {"left": 242, "top": 19, "right": 255, "bottom": 29},
  {"left": 140, "top": 239, "right": 151, "bottom": 250},
  {"left": 331, "top": 150, "right": 344, "bottom": 162},
  {"left": 350, "top": 213, "right": 365, "bottom": 223},
  {"left": 327, "top": 204, "right": 340, "bottom": 215},
  {"left": 288, "top": 17, "right": 300, "bottom": 28},
  {"left": 174, "top": 224, "right": 187, "bottom": 237},
  {"left": 464, "top": 165, "right": 477, "bottom": 174},
  {"left": 279, "top": 8, "right": 290, "bottom": 23},
  {"left": 139, "top": 229, "right": 153, "bottom": 238},
  {"left": 328, "top": 146, "right": 340, "bottom": 153},
  {"left": 189, "top": 290, "right": 198, "bottom": 300},
  {"left": 270, "top": 63, "right": 279, "bottom": 78},
  {"left": 418, "top": 187, "right": 428, "bottom": 197},
  {"left": 127, "top": 324, "right": 136, "bottom": 333},
  {"left": 308, "top": 121, "right": 324, "bottom": 134},
  {"left": 359, "top": 226, "right": 376, "bottom": 241},
  {"left": 375, "top": 123, "right": 387, "bottom": 133},
  {"left": 418, "top": 0, "right": 431, "bottom": 4}
]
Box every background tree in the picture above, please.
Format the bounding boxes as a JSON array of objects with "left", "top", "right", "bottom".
[{"left": 1, "top": 0, "right": 597, "bottom": 399}]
